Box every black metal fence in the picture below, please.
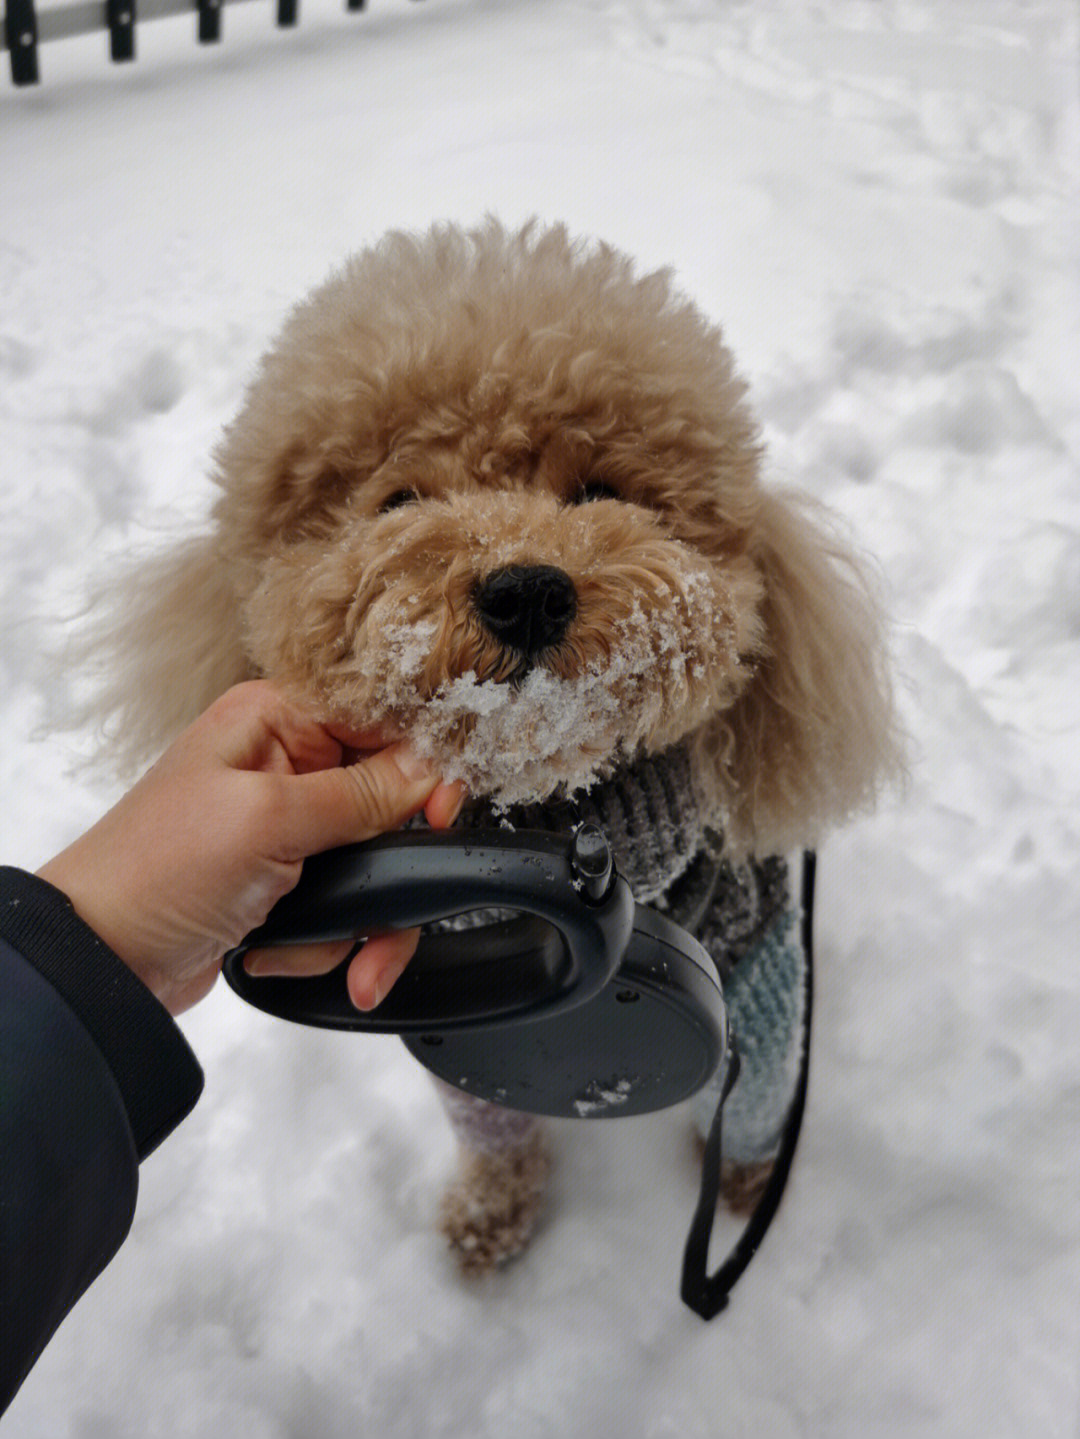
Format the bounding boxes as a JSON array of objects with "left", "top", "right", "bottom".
[{"left": 4, "top": 0, "right": 411, "bottom": 85}]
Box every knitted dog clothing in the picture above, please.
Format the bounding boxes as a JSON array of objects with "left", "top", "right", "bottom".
[{"left": 436, "top": 740, "right": 808, "bottom": 1167}]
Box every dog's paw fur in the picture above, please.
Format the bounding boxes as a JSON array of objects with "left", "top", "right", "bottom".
[
  {"left": 693, "top": 1128, "right": 775, "bottom": 1217},
  {"left": 719, "top": 1158, "right": 775, "bottom": 1217},
  {"left": 439, "top": 1127, "right": 553, "bottom": 1275}
]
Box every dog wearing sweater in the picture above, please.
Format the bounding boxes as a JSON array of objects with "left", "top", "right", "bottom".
[{"left": 75, "top": 220, "right": 900, "bottom": 1271}]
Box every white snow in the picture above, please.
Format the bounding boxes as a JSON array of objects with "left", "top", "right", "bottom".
[
  {"left": 399, "top": 573, "right": 733, "bottom": 807},
  {"left": 3, "top": 1, "right": 1079, "bottom": 1434}
]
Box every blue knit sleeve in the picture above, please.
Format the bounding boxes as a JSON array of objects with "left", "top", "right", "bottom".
[{"left": 692, "top": 862, "right": 808, "bottom": 1163}]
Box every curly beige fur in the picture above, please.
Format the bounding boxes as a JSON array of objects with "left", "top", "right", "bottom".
[
  {"left": 68, "top": 218, "right": 900, "bottom": 852},
  {"left": 63, "top": 219, "right": 902, "bottom": 1267},
  {"left": 438, "top": 1126, "right": 553, "bottom": 1275}
]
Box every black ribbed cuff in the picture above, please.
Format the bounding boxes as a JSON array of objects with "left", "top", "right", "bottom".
[{"left": 0, "top": 868, "right": 204, "bottom": 1160}]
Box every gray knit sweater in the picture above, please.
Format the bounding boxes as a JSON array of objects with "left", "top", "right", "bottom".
[{"left": 449, "top": 741, "right": 808, "bottom": 1163}]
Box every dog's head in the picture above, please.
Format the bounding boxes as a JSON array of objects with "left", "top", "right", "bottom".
[
  {"left": 93, "top": 220, "right": 898, "bottom": 853},
  {"left": 220, "top": 221, "right": 775, "bottom": 814}
]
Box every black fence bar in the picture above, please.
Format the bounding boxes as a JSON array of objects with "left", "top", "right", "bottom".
[
  {"left": 196, "top": 0, "right": 220, "bottom": 42},
  {"left": 106, "top": 0, "right": 134, "bottom": 59},
  {"left": 4, "top": 0, "right": 39, "bottom": 83},
  {"left": 4, "top": 0, "right": 415, "bottom": 82}
]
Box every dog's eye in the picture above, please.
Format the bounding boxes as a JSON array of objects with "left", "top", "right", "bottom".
[
  {"left": 379, "top": 489, "right": 420, "bottom": 513},
  {"left": 574, "top": 482, "right": 620, "bottom": 505}
]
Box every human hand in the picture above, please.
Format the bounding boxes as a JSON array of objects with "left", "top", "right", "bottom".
[{"left": 36, "top": 681, "right": 465, "bottom": 1015}]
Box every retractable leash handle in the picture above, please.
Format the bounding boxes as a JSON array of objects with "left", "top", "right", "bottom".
[
  {"left": 224, "top": 827, "right": 813, "bottom": 1323},
  {"left": 222, "top": 826, "right": 635, "bottom": 1032}
]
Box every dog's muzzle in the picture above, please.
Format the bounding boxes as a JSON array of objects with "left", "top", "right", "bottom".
[{"left": 472, "top": 564, "right": 578, "bottom": 667}]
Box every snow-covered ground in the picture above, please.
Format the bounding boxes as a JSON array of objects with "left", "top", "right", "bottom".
[{"left": 3, "top": 1, "right": 1079, "bottom": 1433}]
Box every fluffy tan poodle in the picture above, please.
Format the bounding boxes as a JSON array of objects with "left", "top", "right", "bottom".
[{"left": 74, "top": 219, "right": 899, "bottom": 1271}]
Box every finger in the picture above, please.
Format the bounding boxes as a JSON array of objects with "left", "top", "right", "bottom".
[
  {"left": 243, "top": 938, "right": 360, "bottom": 978},
  {"left": 277, "top": 742, "right": 441, "bottom": 858},
  {"left": 202, "top": 681, "right": 345, "bottom": 776},
  {"left": 166, "top": 968, "right": 221, "bottom": 1016},
  {"left": 347, "top": 927, "right": 421, "bottom": 1011},
  {"left": 424, "top": 780, "right": 468, "bottom": 830},
  {"left": 323, "top": 719, "right": 409, "bottom": 752}
]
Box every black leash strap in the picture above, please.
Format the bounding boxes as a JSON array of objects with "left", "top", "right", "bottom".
[{"left": 680, "top": 851, "right": 816, "bottom": 1319}]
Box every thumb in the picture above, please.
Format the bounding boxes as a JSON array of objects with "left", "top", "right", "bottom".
[{"left": 279, "top": 741, "right": 441, "bottom": 858}]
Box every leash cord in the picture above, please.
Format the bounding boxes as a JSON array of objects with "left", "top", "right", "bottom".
[{"left": 680, "top": 850, "right": 816, "bottom": 1319}]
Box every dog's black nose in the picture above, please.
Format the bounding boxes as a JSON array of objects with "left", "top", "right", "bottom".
[{"left": 473, "top": 565, "right": 578, "bottom": 660}]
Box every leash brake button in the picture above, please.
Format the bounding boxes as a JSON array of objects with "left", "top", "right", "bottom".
[{"left": 570, "top": 824, "right": 613, "bottom": 902}]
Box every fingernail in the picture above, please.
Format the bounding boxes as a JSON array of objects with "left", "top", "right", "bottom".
[{"left": 447, "top": 785, "right": 468, "bottom": 825}]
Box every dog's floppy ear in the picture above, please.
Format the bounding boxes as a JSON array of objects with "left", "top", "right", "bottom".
[
  {"left": 58, "top": 533, "right": 252, "bottom": 778},
  {"left": 702, "top": 488, "right": 901, "bottom": 854}
]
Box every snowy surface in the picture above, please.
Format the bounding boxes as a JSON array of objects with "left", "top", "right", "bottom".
[{"left": 3, "top": 1, "right": 1079, "bottom": 1434}]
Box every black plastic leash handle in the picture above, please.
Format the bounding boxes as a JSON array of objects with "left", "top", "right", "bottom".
[
  {"left": 223, "top": 827, "right": 812, "bottom": 1321},
  {"left": 222, "top": 826, "right": 635, "bottom": 1032}
]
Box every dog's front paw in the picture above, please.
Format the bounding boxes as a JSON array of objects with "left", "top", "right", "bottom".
[
  {"left": 719, "top": 1157, "right": 774, "bottom": 1216},
  {"left": 439, "top": 1127, "right": 552, "bottom": 1275},
  {"left": 692, "top": 1129, "right": 775, "bottom": 1217}
]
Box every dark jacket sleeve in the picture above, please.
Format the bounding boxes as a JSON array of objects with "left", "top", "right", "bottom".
[{"left": 0, "top": 868, "right": 204, "bottom": 1413}]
